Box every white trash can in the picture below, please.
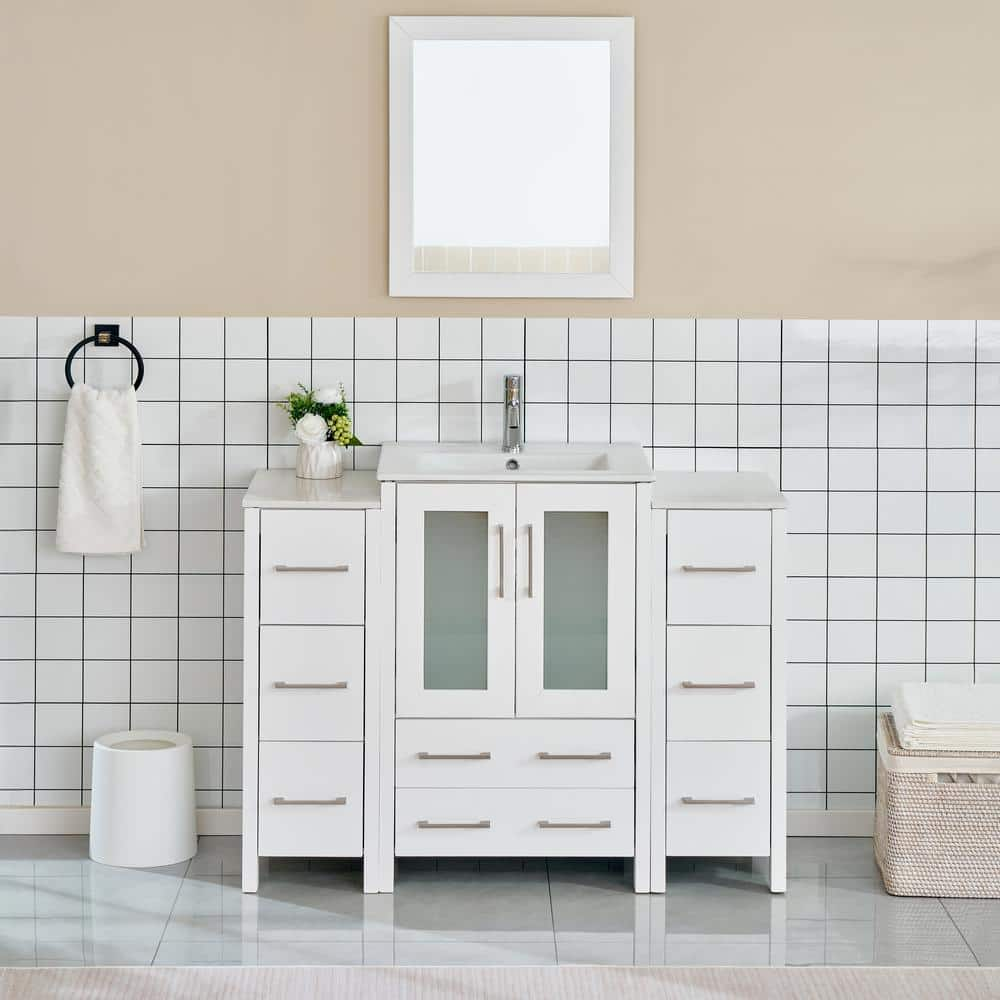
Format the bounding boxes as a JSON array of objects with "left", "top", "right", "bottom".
[{"left": 90, "top": 730, "right": 197, "bottom": 868}]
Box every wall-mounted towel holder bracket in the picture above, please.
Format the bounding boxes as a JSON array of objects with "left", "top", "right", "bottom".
[{"left": 65, "top": 324, "right": 145, "bottom": 390}]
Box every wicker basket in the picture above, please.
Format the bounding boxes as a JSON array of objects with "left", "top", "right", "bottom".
[{"left": 875, "top": 713, "right": 1000, "bottom": 898}]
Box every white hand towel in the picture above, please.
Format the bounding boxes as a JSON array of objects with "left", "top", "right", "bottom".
[
  {"left": 56, "top": 384, "right": 144, "bottom": 554},
  {"left": 893, "top": 682, "right": 1000, "bottom": 751}
]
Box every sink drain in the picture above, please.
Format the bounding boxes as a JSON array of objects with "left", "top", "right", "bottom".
[{"left": 505, "top": 458, "right": 520, "bottom": 471}]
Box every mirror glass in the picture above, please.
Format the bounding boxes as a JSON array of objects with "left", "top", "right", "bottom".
[{"left": 411, "top": 39, "right": 611, "bottom": 276}]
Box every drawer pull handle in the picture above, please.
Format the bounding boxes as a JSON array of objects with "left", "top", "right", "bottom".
[
  {"left": 537, "top": 751, "right": 612, "bottom": 761},
  {"left": 417, "top": 752, "right": 492, "bottom": 761},
  {"left": 681, "top": 796, "right": 756, "bottom": 806},
  {"left": 274, "top": 564, "right": 350, "bottom": 573},
  {"left": 538, "top": 820, "right": 612, "bottom": 830},
  {"left": 681, "top": 564, "right": 756, "bottom": 573},
  {"left": 273, "top": 681, "right": 348, "bottom": 690},
  {"left": 417, "top": 820, "right": 491, "bottom": 829},
  {"left": 681, "top": 681, "right": 756, "bottom": 690},
  {"left": 273, "top": 796, "right": 347, "bottom": 806}
]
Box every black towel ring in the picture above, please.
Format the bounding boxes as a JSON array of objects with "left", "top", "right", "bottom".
[{"left": 65, "top": 325, "right": 144, "bottom": 391}]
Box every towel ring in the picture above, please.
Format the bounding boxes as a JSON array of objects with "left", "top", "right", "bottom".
[{"left": 65, "top": 325, "right": 144, "bottom": 391}]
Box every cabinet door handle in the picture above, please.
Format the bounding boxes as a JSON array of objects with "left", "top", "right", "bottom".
[
  {"left": 273, "top": 796, "right": 347, "bottom": 806},
  {"left": 498, "top": 524, "right": 505, "bottom": 599},
  {"left": 417, "top": 751, "right": 491, "bottom": 761},
  {"left": 681, "top": 796, "right": 756, "bottom": 806},
  {"left": 538, "top": 820, "right": 612, "bottom": 830},
  {"left": 527, "top": 522, "right": 535, "bottom": 598},
  {"left": 273, "top": 681, "right": 348, "bottom": 690},
  {"left": 680, "top": 681, "right": 756, "bottom": 690},
  {"left": 417, "top": 819, "right": 491, "bottom": 829},
  {"left": 274, "top": 564, "right": 350, "bottom": 573},
  {"left": 681, "top": 564, "right": 756, "bottom": 573},
  {"left": 537, "top": 751, "right": 612, "bottom": 761}
]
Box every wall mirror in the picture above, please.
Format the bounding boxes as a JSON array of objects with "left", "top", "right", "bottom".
[{"left": 389, "top": 16, "right": 634, "bottom": 298}]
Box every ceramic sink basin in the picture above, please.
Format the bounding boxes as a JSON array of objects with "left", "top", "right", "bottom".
[{"left": 376, "top": 442, "right": 653, "bottom": 483}]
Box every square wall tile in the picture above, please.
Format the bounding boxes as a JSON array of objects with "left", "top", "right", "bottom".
[
  {"left": 267, "top": 317, "right": 311, "bottom": 358},
  {"left": 611, "top": 318, "right": 652, "bottom": 360},
  {"left": 654, "top": 318, "right": 695, "bottom": 360},
  {"left": 738, "top": 319, "right": 781, "bottom": 362},
  {"left": 354, "top": 317, "right": 397, "bottom": 358},
  {"left": 569, "top": 318, "right": 610, "bottom": 360},
  {"left": 879, "top": 320, "right": 926, "bottom": 361},
  {"left": 782, "top": 320, "right": 828, "bottom": 362},
  {"left": 396, "top": 317, "right": 439, "bottom": 359},
  {"left": 696, "top": 319, "right": 737, "bottom": 361},
  {"left": 180, "top": 317, "right": 224, "bottom": 358},
  {"left": 482, "top": 318, "right": 523, "bottom": 360},
  {"left": 526, "top": 318, "right": 568, "bottom": 359},
  {"left": 224, "top": 317, "right": 267, "bottom": 358}
]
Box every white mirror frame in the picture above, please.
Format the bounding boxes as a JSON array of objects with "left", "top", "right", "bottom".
[{"left": 388, "top": 15, "right": 634, "bottom": 299}]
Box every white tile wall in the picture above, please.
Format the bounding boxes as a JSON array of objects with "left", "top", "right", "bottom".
[{"left": 1, "top": 316, "right": 999, "bottom": 813}]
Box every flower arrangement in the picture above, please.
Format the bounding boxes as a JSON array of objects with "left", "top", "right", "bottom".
[{"left": 277, "top": 384, "right": 362, "bottom": 448}]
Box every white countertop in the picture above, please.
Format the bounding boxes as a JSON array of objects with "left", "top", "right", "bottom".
[
  {"left": 652, "top": 471, "right": 786, "bottom": 510},
  {"left": 242, "top": 469, "right": 381, "bottom": 509}
]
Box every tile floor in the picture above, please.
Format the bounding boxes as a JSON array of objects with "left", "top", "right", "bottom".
[{"left": 0, "top": 837, "right": 993, "bottom": 967}]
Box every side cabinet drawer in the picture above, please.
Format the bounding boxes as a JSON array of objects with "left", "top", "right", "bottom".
[
  {"left": 396, "top": 719, "right": 634, "bottom": 788},
  {"left": 666, "top": 510, "right": 771, "bottom": 625},
  {"left": 395, "top": 788, "right": 634, "bottom": 857},
  {"left": 259, "top": 510, "right": 365, "bottom": 625},
  {"left": 258, "top": 742, "right": 363, "bottom": 857},
  {"left": 666, "top": 741, "right": 770, "bottom": 857},
  {"left": 259, "top": 626, "right": 364, "bottom": 741},
  {"left": 666, "top": 626, "right": 771, "bottom": 741}
]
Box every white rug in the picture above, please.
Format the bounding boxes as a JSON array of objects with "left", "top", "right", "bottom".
[{"left": 1, "top": 966, "right": 997, "bottom": 1000}]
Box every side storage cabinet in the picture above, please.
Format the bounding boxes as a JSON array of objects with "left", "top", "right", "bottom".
[
  {"left": 241, "top": 470, "right": 385, "bottom": 894},
  {"left": 650, "top": 473, "right": 787, "bottom": 893}
]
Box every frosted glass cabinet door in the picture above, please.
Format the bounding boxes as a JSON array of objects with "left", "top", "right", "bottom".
[
  {"left": 396, "top": 483, "right": 516, "bottom": 717},
  {"left": 515, "top": 484, "right": 636, "bottom": 717}
]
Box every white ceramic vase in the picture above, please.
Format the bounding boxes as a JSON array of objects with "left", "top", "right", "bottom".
[{"left": 295, "top": 441, "right": 344, "bottom": 480}]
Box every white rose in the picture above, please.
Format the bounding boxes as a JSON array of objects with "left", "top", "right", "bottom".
[
  {"left": 294, "top": 413, "right": 329, "bottom": 445},
  {"left": 313, "top": 386, "right": 341, "bottom": 405}
]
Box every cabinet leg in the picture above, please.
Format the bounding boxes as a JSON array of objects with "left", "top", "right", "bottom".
[{"left": 242, "top": 851, "right": 260, "bottom": 893}]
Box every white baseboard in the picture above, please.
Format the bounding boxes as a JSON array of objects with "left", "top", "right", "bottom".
[
  {"left": 0, "top": 807, "right": 240, "bottom": 837},
  {"left": 2, "top": 806, "right": 872, "bottom": 839},
  {"left": 788, "top": 809, "right": 874, "bottom": 837}
]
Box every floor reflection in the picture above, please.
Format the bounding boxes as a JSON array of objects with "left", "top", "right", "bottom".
[{"left": 0, "top": 838, "right": 985, "bottom": 967}]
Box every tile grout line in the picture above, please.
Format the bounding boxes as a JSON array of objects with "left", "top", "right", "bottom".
[
  {"left": 150, "top": 855, "right": 193, "bottom": 967},
  {"left": 939, "top": 898, "right": 982, "bottom": 966}
]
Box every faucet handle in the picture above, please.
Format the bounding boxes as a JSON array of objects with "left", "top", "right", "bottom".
[{"left": 504, "top": 374, "right": 521, "bottom": 403}]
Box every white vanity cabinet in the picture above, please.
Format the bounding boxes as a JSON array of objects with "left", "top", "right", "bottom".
[
  {"left": 241, "top": 471, "right": 385, "bottom": 893},
  {"left": 650, "top": 472, "right": 787, "bottom": 893},
  {"left": 380, "top": 444, "right": 654, "bottom": 892}
]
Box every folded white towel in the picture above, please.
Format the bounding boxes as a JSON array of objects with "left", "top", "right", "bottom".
[
  {"left": 56, "top": 384, "right": 144, "bottom": 555},
  {"left": 893, "top": 682, "right": 1000, "bottom": 751}
]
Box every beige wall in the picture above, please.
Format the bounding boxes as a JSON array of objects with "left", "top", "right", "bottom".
[{"left": 2, "top": 0, "right": 999, "bottom": 318}]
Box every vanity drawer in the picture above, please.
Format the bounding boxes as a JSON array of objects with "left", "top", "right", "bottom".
[
  {"left": 259, "top": 510, "right": 365, "bottom": 625},
  {"left": 259, "top": 626, "right": 363, "bottom": 741},
  {"left": 258, "top": 742, "right": 363, "bottom": 857},
  {"left": 395, "top": 719, "right": 634, "bottom": 788},
  {"left": 665, "top": 741, "right": 770, "bottom": 857},
  {"left": 395, "top": 787, "right": 634, "bottom": 857},
  {"left": 666, "top": 626, "right": 770, "bottom": 741},
  {"left": 666, "top": 511, "right": 771, "bottom": 625}
]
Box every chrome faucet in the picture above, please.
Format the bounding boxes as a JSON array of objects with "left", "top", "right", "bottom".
[{"left": 502, "top": 375, "right": 522, "bottom": 453}]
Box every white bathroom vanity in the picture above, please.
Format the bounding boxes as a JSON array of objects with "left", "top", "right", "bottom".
[{"left": 241, "top": 446, "right": 786, "bottom": 895}]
